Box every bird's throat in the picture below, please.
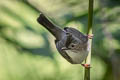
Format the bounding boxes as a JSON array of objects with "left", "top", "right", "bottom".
[{"left": 65, "top": 50, "right": 88, "bottom": 64}]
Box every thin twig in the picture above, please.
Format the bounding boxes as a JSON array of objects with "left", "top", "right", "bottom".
[{"left": 84, "top": 0, "right": 94, "bottom": 80}]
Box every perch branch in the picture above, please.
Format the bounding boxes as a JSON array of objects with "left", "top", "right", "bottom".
[{"left": 84, "top": 0, "right": 94, "bottom": 80}]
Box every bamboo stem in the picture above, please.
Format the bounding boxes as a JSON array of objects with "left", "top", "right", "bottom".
[{"left": 84, "top": 0, "right": 94, "bottom": 80}]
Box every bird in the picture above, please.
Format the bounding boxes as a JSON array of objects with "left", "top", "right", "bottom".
[{"left": 37, "top": 13, "right": 92, "bottom": 68}]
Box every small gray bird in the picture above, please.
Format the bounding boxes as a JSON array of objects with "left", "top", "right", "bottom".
[{"left": 37, "top": 14, "right": 91, "bottom": 67}]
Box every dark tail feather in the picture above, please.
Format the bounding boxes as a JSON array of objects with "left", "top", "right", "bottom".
[{"left": 37, "top": 13, "right": 63, "bottom": 40}]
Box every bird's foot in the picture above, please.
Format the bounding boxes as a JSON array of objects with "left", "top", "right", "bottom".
[
  {"left": 87, "top": 34, "right": 93, "bottom": 39},
  {"left": 81, "top": 64, "right": 91, "bottom": 68}
]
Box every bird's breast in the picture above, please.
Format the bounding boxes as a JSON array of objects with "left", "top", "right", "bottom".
[{"left": 65, "top": 50, "right": 88, "bottom": 64}]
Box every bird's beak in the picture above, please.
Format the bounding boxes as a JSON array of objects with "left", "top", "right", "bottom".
[{"left": 61, "top": 47, "right": 68, "bottom": 50}]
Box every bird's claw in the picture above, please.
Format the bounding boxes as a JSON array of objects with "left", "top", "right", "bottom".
[
  {"left": 87, "top": 34, "right": 93, "bottom": 39},
  {"left": 81, "top": 64, "right": 91, "bottom": 68}
]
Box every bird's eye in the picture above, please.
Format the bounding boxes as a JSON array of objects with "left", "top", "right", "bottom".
[{"left": 71, "top": 45, "right": 75, "bottom": 47}]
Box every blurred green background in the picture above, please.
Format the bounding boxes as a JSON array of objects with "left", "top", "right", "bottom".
[{"left": 0, "top": 0, "right": 120, "bottom": 80}]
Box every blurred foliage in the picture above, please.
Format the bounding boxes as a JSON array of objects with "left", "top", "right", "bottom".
[{"left": 0, "top": 0, "right": 120, "bottom": 80}]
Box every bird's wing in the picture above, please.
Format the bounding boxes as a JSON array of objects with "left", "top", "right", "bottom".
[
  {"left": 64, "top": 27, "right": 88, "bottom": 43},
  {"left": 55, "top": 40, "right": 73, "bottom": 63}
]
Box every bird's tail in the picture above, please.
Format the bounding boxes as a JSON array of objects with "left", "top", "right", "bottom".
[{"left": 37, "top": 13, "right": 63, "bottom": 40}]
